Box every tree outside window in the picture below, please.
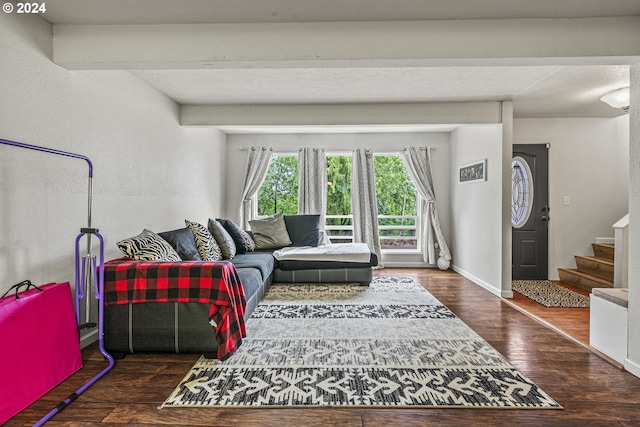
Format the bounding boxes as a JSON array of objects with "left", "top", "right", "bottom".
[
  {"left": 325, "top": 155, "right": 353, "bottom": 242},
  {"left": 257, "top": 155, "right": 298, "bottom": 216},
  {"left": 374, "top": 155, "right": 418, "bottom": 250},
  {"left": 256, "top": 153, "right": 418, "bottom": 250}
]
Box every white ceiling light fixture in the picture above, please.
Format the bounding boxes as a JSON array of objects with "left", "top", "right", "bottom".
[{"left": 600, "top": 87, "right": 630, "bottom": 112}]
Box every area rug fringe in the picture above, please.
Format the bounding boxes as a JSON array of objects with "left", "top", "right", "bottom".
[{"left": 162, "top": 276, "right": 562, "bottom": 409}]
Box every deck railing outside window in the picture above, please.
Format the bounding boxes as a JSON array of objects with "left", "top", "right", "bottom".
[{"left": 325, "top": 214, "right": 418, "bottom": 250}]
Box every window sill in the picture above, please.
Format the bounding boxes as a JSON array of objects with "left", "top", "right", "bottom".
[{"left": 381, "top": 249, "right": 421, "bottom": 255}]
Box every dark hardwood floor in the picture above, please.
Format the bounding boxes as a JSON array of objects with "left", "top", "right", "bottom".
[
  {"left": 11, "top": 268, "right": 640, "bottom": 426},
  {"left": 504, "top": 280, "right": 591, "bottom": 348}
]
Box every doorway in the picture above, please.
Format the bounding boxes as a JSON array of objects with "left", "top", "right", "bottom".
[{"left": 512, "top": 144, "right": 549, "bottom": 280}]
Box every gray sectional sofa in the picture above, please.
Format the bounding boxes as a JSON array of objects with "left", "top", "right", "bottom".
[{"left": 103, "top": 214, "right": 377, "bottom": 358}]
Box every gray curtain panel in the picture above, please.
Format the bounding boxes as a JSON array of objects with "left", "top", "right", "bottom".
[
  {"left": 351, "top": 148, "right": 383, "bottom": 267},
  {"left": 298, "top": 147, "right": 327, "bottom": 227},
  {"left": 402, "top": 146, "right": 452, "bottom": 270},
  {"left": 238, "top": 146, "right": 273, "bottom": 229}
]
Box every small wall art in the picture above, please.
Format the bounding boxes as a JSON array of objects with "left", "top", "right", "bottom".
[{"left": 459, "top": 159, "right": 486, "bottom": 183}]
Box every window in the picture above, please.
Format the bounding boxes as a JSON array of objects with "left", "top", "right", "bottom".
[
  {"left": 511, "top": 156, "right": 533, "bottom": 228},
  {"left": 256, "top": 152, "right": 419, "bottom": 251},
  {"left": 256, "top": 155, "right": 298, "bottom": 216},
  {"left": 374, "top": 155, "right": 418, "bottom": 250},
  {"left": 324, "top": 154, "right": 419, "bottom": 250},
  {"left": 325, "top": 155, "right": 353, "bottom": 243}
]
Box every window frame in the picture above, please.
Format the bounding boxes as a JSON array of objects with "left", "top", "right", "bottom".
[
  {"left": 373, "top": 153, "right": 421, "bottom": 254},
  {"left": 253, "top": 150, "right": 423, "bottom": 253}
]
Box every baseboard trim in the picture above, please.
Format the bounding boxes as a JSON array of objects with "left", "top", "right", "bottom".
[
  {"left": 624, "top": 358, "right": 640, "bottom": 379},
  {"left": 382, "top": 262, "right": 433, "bottom": 268},
  {"left": 451, "top": 264, "right": 502, "bottom": 297},
  {"left": 595, "top": 237, "right": 615, "bottom": 244},
  {"left": 80, "top": 328, "right": 98, "bottom": 349}
]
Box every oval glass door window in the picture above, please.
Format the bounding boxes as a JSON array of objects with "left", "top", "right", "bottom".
[{"left": 511, "top": 156, "right": 534, "bottom": 228}]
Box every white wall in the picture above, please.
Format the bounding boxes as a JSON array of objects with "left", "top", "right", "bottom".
[
  {"left": 513, "top": 117, "right": 629, "bottom": 279},
  {"left": 626, "top": 62, "right": 640, "bottom": 378},
  {"left": 223, "top": 132, "right": 451, "bottom": 266},
  {"left": 0, "top": 14, "right": 225, "bottom": 325},
  {"left": 450, "top": 125, "right": 504, "bottom": 295}
]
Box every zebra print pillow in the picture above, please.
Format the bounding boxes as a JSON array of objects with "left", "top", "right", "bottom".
[
  {"left": 117, "top": 229, "right": 182, "bottom": 261},
  {"left": 185, "top": 220, "right": 222, "bottom": 261}
]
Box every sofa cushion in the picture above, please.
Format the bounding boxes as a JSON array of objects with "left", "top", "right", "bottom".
[
  {"left": 117, "top": 229, "right": 181, "bottom": 262},
  {"left": 231, "top": 252, "right": 275, "bottom": 282},
  {"left": 185, "top": 220, "right": 222, "bottom": 261},
  {"left": 158, "top": 227, "right": 203, "bottom": 261},
  {"left": 208, "top": 219, "right": 237, "bottom": 259},
  {"left": 276, "top": 251, "right": 378, "bottom": 271},
  {"left": 249, "top": 213, "right": 292, "bottom": 250},
  {"left": 284, "top": 214, "right": 322, "bottom": 247},
  {"left": 236, "top": 267, "right": 263, "bottom": 301},
  {"left": 217, "top": 218, "right": 255, "bottom": 254}
]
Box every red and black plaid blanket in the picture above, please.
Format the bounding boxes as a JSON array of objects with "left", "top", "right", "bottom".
[{"left": 102, "top": 258, "right": 246, "bottom": 361}]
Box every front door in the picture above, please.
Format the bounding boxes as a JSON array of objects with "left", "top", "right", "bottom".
[{"left": 512, "top": 144, "right": 549, "bottom": 280}]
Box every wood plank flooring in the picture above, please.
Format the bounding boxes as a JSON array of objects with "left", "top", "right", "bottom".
[
  {"left": 505, "top": 280, "right": 591, "bottom": 347},
  {"left": 11, "top": 268, "right": 640, "bottom": 426}
]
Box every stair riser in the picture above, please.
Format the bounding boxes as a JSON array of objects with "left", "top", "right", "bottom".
[
  {"left": 592, "top": 244, "right": 614, "bottom": 261},
  {"left": 575, "top": 257, "right": 614, "bottom": 281},
  {"left": 558, "top": 269, "right": 612, "bottom": 292}
]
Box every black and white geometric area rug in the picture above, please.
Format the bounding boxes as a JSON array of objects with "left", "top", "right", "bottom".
[{"left": 161, "top": 276, "right": 562, "bottom": 409}]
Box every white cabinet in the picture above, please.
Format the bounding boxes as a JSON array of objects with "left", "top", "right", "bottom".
[{"left": 590, "top": 288, "right": 628, "bottom": 364}]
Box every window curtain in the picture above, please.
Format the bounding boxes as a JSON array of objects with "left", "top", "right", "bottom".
[
  {"left": 402, "top": 146, "right": 451, "bottom": 270},
  {"left": 351, "top": 148, "right": 383, "bottom": 267},
  {"left": 297, "top": 147, "right": 327, "bottom": 227},
  {"left": 238, "top": 146, "right": 273, "bottom": 229}
]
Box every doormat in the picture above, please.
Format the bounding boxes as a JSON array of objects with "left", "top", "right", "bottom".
[
  {"left": 161, "top": 277, "right": 562, "bottom": 409},
  {"left": 512, "top": 280, "right": 590, "bottom": 308}
]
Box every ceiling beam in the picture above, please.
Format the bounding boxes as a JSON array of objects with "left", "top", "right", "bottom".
[
  {"left": 53, "top": 17, "right": 640, "bottom": 70},
  {"left": 180, "top": 102, "right": 502, "bottom": 126}
]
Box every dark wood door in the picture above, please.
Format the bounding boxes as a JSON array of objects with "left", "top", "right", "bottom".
[{"left": 512, "top": 144, "right": 549, "bottom": 280}]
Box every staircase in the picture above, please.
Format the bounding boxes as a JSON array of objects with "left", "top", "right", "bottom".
[{"left": 558, "top": 243, "right": 614, "bottom": 292}]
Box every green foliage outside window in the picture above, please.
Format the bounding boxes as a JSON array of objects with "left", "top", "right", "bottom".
[
  {"left": 326, "top": 155, "right": 352, "bottom": 218},
  {"left": 374, "top": 155, "right": 418, "bottom": 226},
  {"left": 257, "top": 155, "right": 298, "bottom": 216},
  {"left": 374, "top": 156, "right": 418, "bottom": 248},
  {"left": 256, "top": 153, "right": 418, "bottom": 249}
]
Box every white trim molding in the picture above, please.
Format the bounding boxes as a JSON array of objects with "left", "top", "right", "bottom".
[{"left": 452, "top": 264, "right": 507, "bottom": 297}]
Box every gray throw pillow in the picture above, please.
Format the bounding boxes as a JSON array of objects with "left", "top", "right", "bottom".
[
  {"left": 208, "top": 218, "right": 237, "bottom": 259},
  {"left": 284, "top": 214, "right": 322, "bottom": 247},
  {"left": 249, "top": 213, "right": 292, "bottom": 250},
  {"left": 158, "top": 227, "right": 202, "bottom": 261},
  {"left": 217, "top": 218, "right": 255, "bottom": 253},
  {"left": 117, "top": 229, "right": 181, "bottom": 261}
]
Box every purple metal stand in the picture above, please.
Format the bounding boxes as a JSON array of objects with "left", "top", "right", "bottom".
[
  {"left": 33, "top": 229, "right": 114, "bottom": 427},
  {"left": 0, "top": 138, "right": 114, "bottom": 425}
]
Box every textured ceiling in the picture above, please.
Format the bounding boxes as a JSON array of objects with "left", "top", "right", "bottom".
[
  {"left": 130, "top": 67, "right": 563, "bottom": 105},
  {"left": 42, "top": 0, "right": 637, "bottom": 123},
  {"left": 128, "top": 66, "right": 631, "bottom": 118}
]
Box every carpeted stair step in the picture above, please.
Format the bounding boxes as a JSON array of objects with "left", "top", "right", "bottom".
[
  {"left": 558, "top": 268, "right": 613, "bottom": 292},
  {"left": 592, "top": 243, "right": 614, "bottom": 261},
  {"left": 575, "top": 255, "right": 614, "bottom": 282}
]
